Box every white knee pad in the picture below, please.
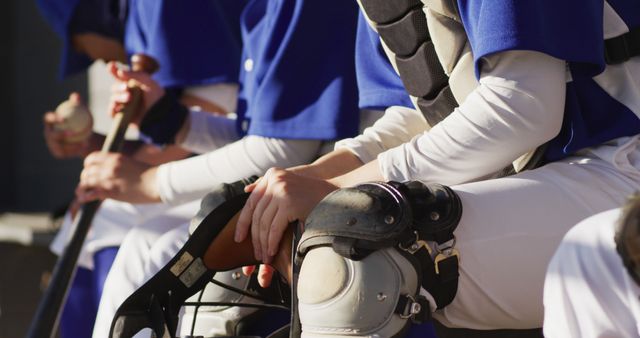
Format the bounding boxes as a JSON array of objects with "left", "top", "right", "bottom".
[
  {"left": 180, "top": 268, "right": 260, "bottom": 337},
  {"left": 297, "top": 247, "right": 423, "bottom": 338}
]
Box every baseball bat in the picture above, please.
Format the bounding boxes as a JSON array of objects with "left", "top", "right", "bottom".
[{"left": 26, "top": 54, "right": 159, "bottom": 338}]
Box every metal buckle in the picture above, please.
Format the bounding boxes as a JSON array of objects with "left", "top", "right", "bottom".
[
  {"left": 399, "top": 231, "right": 435, "bottom": 256},
  {"left": 399, "top": 295, "right": 423, "bottom": 319}
]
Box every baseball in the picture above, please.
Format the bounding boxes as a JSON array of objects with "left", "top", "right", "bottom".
[{"left": 54, "top": 93, "right": 93, "bottom": 143}]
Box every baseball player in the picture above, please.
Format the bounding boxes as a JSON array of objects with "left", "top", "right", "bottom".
[
  {"left": 234, "top": 0, "right": 640, "bottom": 336},
  {"left": 38, "top": 0, "right": 245, "bottom": 336},
  {"left": 84, "top": 1, "right": 362, "bottom": 337},
  {"left": 544, "top": 195, "right": 640, "bottom": 338}
]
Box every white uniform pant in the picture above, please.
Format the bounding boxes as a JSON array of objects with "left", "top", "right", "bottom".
[
  {"left": 543, "top": 209, "right": 640, "bottom": 338},
  {"left": 431, "top": 136, "right": 640, "bottom": 329},
  {"left": 92, "top": 224, "right": 190, "bottom": 338},
  {"left": 50, "top": 199, "right": 199, "bottom": 269}
]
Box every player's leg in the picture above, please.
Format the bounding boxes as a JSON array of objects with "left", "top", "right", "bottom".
[{"left": 296, "top": 138, "right": 640, "bottom": 335}]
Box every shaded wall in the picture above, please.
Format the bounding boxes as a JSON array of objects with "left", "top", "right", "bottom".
[{"left": 1, "top": 0, "right": 88, "bottom": 212}]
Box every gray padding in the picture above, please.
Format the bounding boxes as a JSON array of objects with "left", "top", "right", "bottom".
[
  {"left": 396, "top": 42, "right": 448, "bottom": 98},
  {"left": 417, "top": 85, "right": 458, "bottom": 126},
  {"left": 377, "top": 8, "right": 429, "bottom": 57},
  {"left": 360, "top": 0, "right": 422, "bottom": 24},
  {"left": 298, "top": 247, "right": 419, "bottom": 337}
]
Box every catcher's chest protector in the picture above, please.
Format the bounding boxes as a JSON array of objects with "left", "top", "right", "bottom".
[{"left": 357, "top": 0, "right": 544, "bottom": 172}]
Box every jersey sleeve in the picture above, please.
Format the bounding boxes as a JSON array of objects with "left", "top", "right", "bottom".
[
  {"left": 355, "top": 12, "right": 413, "bottom": 110},
  {"left": 125, "top": 0, "right": 244, "bottom": 88},
  {"left": 458, "top": 0, "right": 605, "bottom": 78}
]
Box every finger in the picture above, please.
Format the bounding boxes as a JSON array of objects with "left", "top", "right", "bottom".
[
  {"left": 258, "top": 265, "right": 275, "bottom": 288},
  {"left": 83, "top": 152, "right": 107, "bottom": 167},
  {"left": 257, "top": 197, "right": 279, "bottom": 263},
  {"left": 112, "top": 91, "right": 132, "bottom": 105},
  {"left": 243, "top": 178, "right": 260, "bottom": 193},
  {"left": 236, "top": 176, "right": 269, "bottom": 242},
  {"left": 242, "top": 265, "right": 256, "bottom": 276},
  {"left": 251, "top": 182, "right": 274, "bottom": 261},
  {"left": 69, "top": 92, "right": 82, "bottom": 104},
  {"left": 267, "top": 208, "right": 291, "bottom": 258},
  {"left": 43, "top": 112, "right": 60, "bottom": 127}
]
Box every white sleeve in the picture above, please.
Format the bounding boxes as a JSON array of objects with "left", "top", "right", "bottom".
[
  {"left": 334, "top": 106, "right": 428, "bottom": 163},
  {"left": 179, "top": 111, "right": 240, "bottom": 154},
  {"left": 156, "top": 136, "right": 322, "bottom": 205},
  {"left": 378, "top": 50, "right": 566, "bottom": 185}
]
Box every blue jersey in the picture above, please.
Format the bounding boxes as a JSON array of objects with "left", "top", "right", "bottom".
[
  {"left": 458, "top": 0, "right": 640, "bottom": 161},
  {"left": 237, "top": 0, "right": 360, "bottom": 140},
  {"left": 125, "top": 0, "right": 245, "bottom": 88},
  {"left": 355, "top": 13, "right": 413, "bottom": 110}
]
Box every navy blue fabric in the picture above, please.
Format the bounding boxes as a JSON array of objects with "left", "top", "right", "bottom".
[
  {"left": 237, "top": 0, "right": 360, "bottom": 140},
  {"left": 36, "top": 0, "right": 126, "bottom": 77},
  {"left": 458, "top": 0, "right": 605, "bottom": 79},
  {"left": 59, "top": 247, "right": 118, "bottom": 338},
  {"left": 125, "top": 0, "right": 245, "bottom": 88},
  {"left": 456, "top": 0, "right": 640, "bottom": 160},
  {"left": 405, "top": 321, "right": 438, "bottom": 338},
  {"left": 546, "top": 76, "right": 640, "bottom": 161},
  {"left": 355, "top": 13, "right": 413, "bottom": 110}
]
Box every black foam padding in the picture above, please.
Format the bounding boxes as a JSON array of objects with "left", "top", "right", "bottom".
[
  {"left": 417, "top": 85, "right": 458, "bottom": 127},
  {"left": 359, "top": 0, "right": 421, "bottom": 24},
  {"left": 377, "top": 8, "right": 429, "bottom": 57},
  {"left": 396, "top": 42, "right": 448, "bottom": 98}
]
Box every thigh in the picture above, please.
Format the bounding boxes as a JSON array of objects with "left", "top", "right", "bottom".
[{"left": 436, "top": 157, "right": 640, "bottom": 329}]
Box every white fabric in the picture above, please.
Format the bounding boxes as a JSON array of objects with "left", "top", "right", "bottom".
[
  {"left": 335, "top": 106, "right": 428, "bottom": 163},
  {"left": 50, "top": 199, "right": 199, "bottom": 269},
  {"left": 92, "top": 224, "right": 190, "bottom": 338},
  {"left": 434, "top": 135, "right": 640, "bottom": 329},
  {"left": 180, "top": 111, "right": 239, "bottom": 154},
  {"left": 543, "top": 208, "right": 640, "bottom": 338},
  {"left": 156, "top": 136, "right": 322, "bottom": 205},
  {"left": 378, "top": 50, "right": 566, "bottom": 185},
  {"left": 183, "top": 83, "right": 239, "bottom": 114}
]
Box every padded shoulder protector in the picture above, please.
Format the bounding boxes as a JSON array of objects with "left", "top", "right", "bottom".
[{"left": 298, "top": 182, "right": 414, "bottom": 261}]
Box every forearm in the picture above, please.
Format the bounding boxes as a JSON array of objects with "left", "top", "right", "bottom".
[
  {"left": 291, "top": 148, "right": 364, "bottom": 179},
  {"left": 379, "top": 50, "right": 566, "bottom": 185},
  {"left": 156, "top": 136, "right": 322, "bottom": 205},
  {"left": 334, "top": 105, "right": 428, "bottom": 163}
]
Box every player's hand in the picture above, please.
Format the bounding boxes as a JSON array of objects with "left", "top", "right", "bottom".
[
  {"left": 43, "top": 111, "right": 91, "bottom": 159},
  {"left": 75, "top": 151, "right": 160, "bottom": 203},
  {"left": 107, "top": 61, "right": 164, "bottom": 125},
  {"left": 235, "top": 168, "right": 338, "bottom": 264}
]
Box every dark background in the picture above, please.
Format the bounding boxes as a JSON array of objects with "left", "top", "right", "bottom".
[
  {"left": 1, "top": 0, "right": 88, "bottom": 213},
  {"left": 1, "top": 1, "right": 89, "bottom": 336}
]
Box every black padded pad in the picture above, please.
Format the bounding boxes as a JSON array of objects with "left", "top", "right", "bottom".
[
  {"left": 360, "top": 0, "right": 421, "bottom": 24},
  {"left": 417, "top": 85, "right": 458, "bottom": 127},
  {"left": 396, "top": 42, "right": 448, "bottom": 98},
  {"left": 377, "top": 8, "right": 429, "bottom": 57}
]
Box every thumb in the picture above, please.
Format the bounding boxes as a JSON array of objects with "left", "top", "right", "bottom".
[{"left": 68, "top": 92, "right": 82, "bottom": 104}]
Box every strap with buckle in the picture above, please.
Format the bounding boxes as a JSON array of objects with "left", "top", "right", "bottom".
[{"left": 604, "top": 26, "right": 640, "bottom": 65}]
